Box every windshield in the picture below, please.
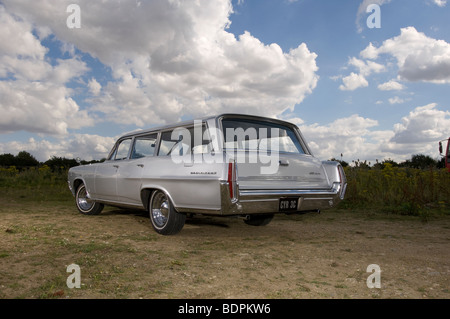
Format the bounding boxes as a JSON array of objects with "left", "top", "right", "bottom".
[{"left": 221, "top": 118, "right": 305, "bottom": 154}]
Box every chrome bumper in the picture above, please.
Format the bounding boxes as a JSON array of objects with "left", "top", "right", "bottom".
[{"left": 219, "top": 181, "right": 347, "bottom": 216}]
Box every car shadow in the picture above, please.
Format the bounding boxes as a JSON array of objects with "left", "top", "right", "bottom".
[
  {"left": 185, "top": 215, "right": 231, "bottom": 228},
  {"left": 100, "top": 208, "right": 232, "bottom": 229},
  {"left": 101, "top": 208, "right": 147, "bottom": 217}
]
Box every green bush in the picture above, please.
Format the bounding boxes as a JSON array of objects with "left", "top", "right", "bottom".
[
  {"left": 0, "top": 166, "right": 70, "bottom": 203},
  {"left": 341, "top": 163, "right": 450, "bottom": 215}
]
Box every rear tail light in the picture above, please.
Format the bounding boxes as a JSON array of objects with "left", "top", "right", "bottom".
[{"left": 227, "top": 161, "right": 237, "bottom": 200}]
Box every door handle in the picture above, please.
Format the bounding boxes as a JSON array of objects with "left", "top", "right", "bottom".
[
  {"left": 113, "top": 165, "right": 119, "bottom": 168},
  {"left": 137, "top": 164, "right": 144, "bottom": 168},
  {"left": 279, "top": 159, "right": 289, "bottom": 166}
]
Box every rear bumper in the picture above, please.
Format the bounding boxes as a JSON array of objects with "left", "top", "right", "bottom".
[{"left": 218, "top": 181, "right": 347, "bottom": 216}]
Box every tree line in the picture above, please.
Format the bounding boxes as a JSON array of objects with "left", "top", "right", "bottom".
[
  {"left": 0, "top": 151, "right": 446, "bottom": 171},
  {"left": 332, "top": 154, "right": 447, "bottom": 170},
  {"left": 0, "top": 151, "right": 104, "bottom": 171}
]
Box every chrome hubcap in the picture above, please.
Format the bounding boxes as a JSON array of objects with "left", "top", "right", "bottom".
[
  {"left": 77, "top": 186, "right": 94, "bottom": 211},
  {"left": 151, "top": 193, "right": 169, "bottom": 228}
]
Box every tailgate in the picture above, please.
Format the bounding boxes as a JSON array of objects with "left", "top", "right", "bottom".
[{"left": 234, "top": 152, "right": 330, "bottom": 190}]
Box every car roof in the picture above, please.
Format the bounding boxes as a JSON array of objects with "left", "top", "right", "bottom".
[{"left": 118, "top": 113, "right": 297, "bottom": 139}]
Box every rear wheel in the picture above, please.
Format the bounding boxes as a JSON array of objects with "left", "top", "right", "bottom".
[
  {"left": 75, "top": 183, "right": 104, "bottom": 215},
  {"left": 149, "top": 190, "right": 186, "bottom": 235},
  {"left": 244, "top": 214, "right": 274, "bottom": 226}
]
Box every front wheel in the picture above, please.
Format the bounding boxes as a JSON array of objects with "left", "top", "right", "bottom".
[
  {"left": 149, "top": 190, "right": 186, "bottom": 235},
  {"left": 75, "top": 183, "right": 104, "bottom": 215}
]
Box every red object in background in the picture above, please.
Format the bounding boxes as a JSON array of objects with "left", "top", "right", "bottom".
[{"left": 439, "top": 138, "right": 450, "bottom": 172}]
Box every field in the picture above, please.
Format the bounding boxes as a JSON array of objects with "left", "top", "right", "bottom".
[{"left": 0, "top": 166, "right": 449, "bottom": 299}]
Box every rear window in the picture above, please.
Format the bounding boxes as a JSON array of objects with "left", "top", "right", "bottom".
[{"left": 221, "top": 118, "right": 305, "bottom": 154}]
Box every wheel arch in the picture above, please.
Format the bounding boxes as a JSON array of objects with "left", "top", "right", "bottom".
[
  {"left": 140, "top": 186, "right": 176, "bottom": 211},
  {"left": 73, "top": 178, "right": 85, "bottom": 193}
]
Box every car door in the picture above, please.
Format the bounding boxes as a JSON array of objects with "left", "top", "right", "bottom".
[
  {"left": 116, "top": 133, "right": 158, "bottom": 205},
  {"left": 94, "top": 138, "right": 132, "bottom": 202},
  {"left": 148, "top": 125, "right": 222, "bottom": 210}
]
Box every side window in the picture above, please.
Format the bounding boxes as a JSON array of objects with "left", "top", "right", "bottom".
[
  {"left": 192, "top": 125, "right": 213, "bottom": 154},
  {"left": 158, "top": 131, "right": 180, "bottom": 156},
  {"left": 157, "top": 125, "right": 211, "bottom": 156},
  {"left": 113, "top": 139, "right": 132, "bottom": 160},
  {"left": 131, "top": 134, "right": 157, "bottom": 159}
]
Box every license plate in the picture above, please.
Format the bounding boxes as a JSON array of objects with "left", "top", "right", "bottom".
[{"left": 279, "top": 197, "right": 299, "bottom": 212}]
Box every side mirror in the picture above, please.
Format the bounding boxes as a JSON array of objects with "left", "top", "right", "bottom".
[
  {"left": 439, "top": 142, "right": 443, "bottom": 155},
  {"left": 76, "top": 157, "right": 82, "bottom": 165}
]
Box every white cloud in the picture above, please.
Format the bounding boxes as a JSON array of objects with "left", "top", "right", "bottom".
[
  {"left": 433, "top": 0, "right": 447, "bottom": 7},
  {"left": 298, "top": 114, "right": 380, "bottom": 160},
  {"left": 1, "top": 0, "right": 319, "bottom": 128},
  {"left": 0, "top": 134, "right": 116, "bottom": 162},
  {"left": 0, "top": 5, "right": 93, "bottom": 135},
  {"left": 0, "top": 80, "right": 93, "bottom": 135},
  {"left": 338, "top": 57, "right": 384, "bottom": 91},
  {"left": 389, "top": 103, "right": 450, "bottom": 144},
  {"left": 380, "top": 103, "right": 450, "bottom": 157},
  {"left": 388, "top": 96, "right": 405, "bottom": 104},
  {"left": 361, "top": 27, "right": 450, "bottom": 83},
  {"left": 339, "top": 72, "right": 369, "bottom": 91},
  {"left": 293, "top": 103, "right": 450, "bottom": 163},
  {"left": 88, "top": 78, "right": 101, "bottom": 96},
  {"left": 0, "top": 6, "right": 47, "bottom": 59},
  {"left": 360, "top": 42, "right": 379, "bottom": 60},
  {"left": 65, "top": 134, "right": 116, "bottom": 160},
  {"left": 348, "top": 57, "right": 385, "bottom": 76},
  {"left": 340, "top": 27, "right": 450, "bottom": 91},
  {"left": 378, "top": 79, "right": 405, "bottom": 91}
]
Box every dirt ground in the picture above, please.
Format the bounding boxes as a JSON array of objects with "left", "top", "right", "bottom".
[{"left": 0, "top": 200, "right": 449, "bottom": 299}]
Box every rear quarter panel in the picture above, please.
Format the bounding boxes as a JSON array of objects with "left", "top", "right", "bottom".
[{"left": 140, "top": 156, "right": 225, "bottom": 211}]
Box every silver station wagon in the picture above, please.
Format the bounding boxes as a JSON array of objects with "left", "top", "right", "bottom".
[{"left": 68, "top": 114, "right": 347, "bottom": 235}]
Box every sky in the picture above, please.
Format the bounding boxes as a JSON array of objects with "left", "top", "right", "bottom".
[{"left": 0, "top": 0, "right": 449, "bottom": 164}]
